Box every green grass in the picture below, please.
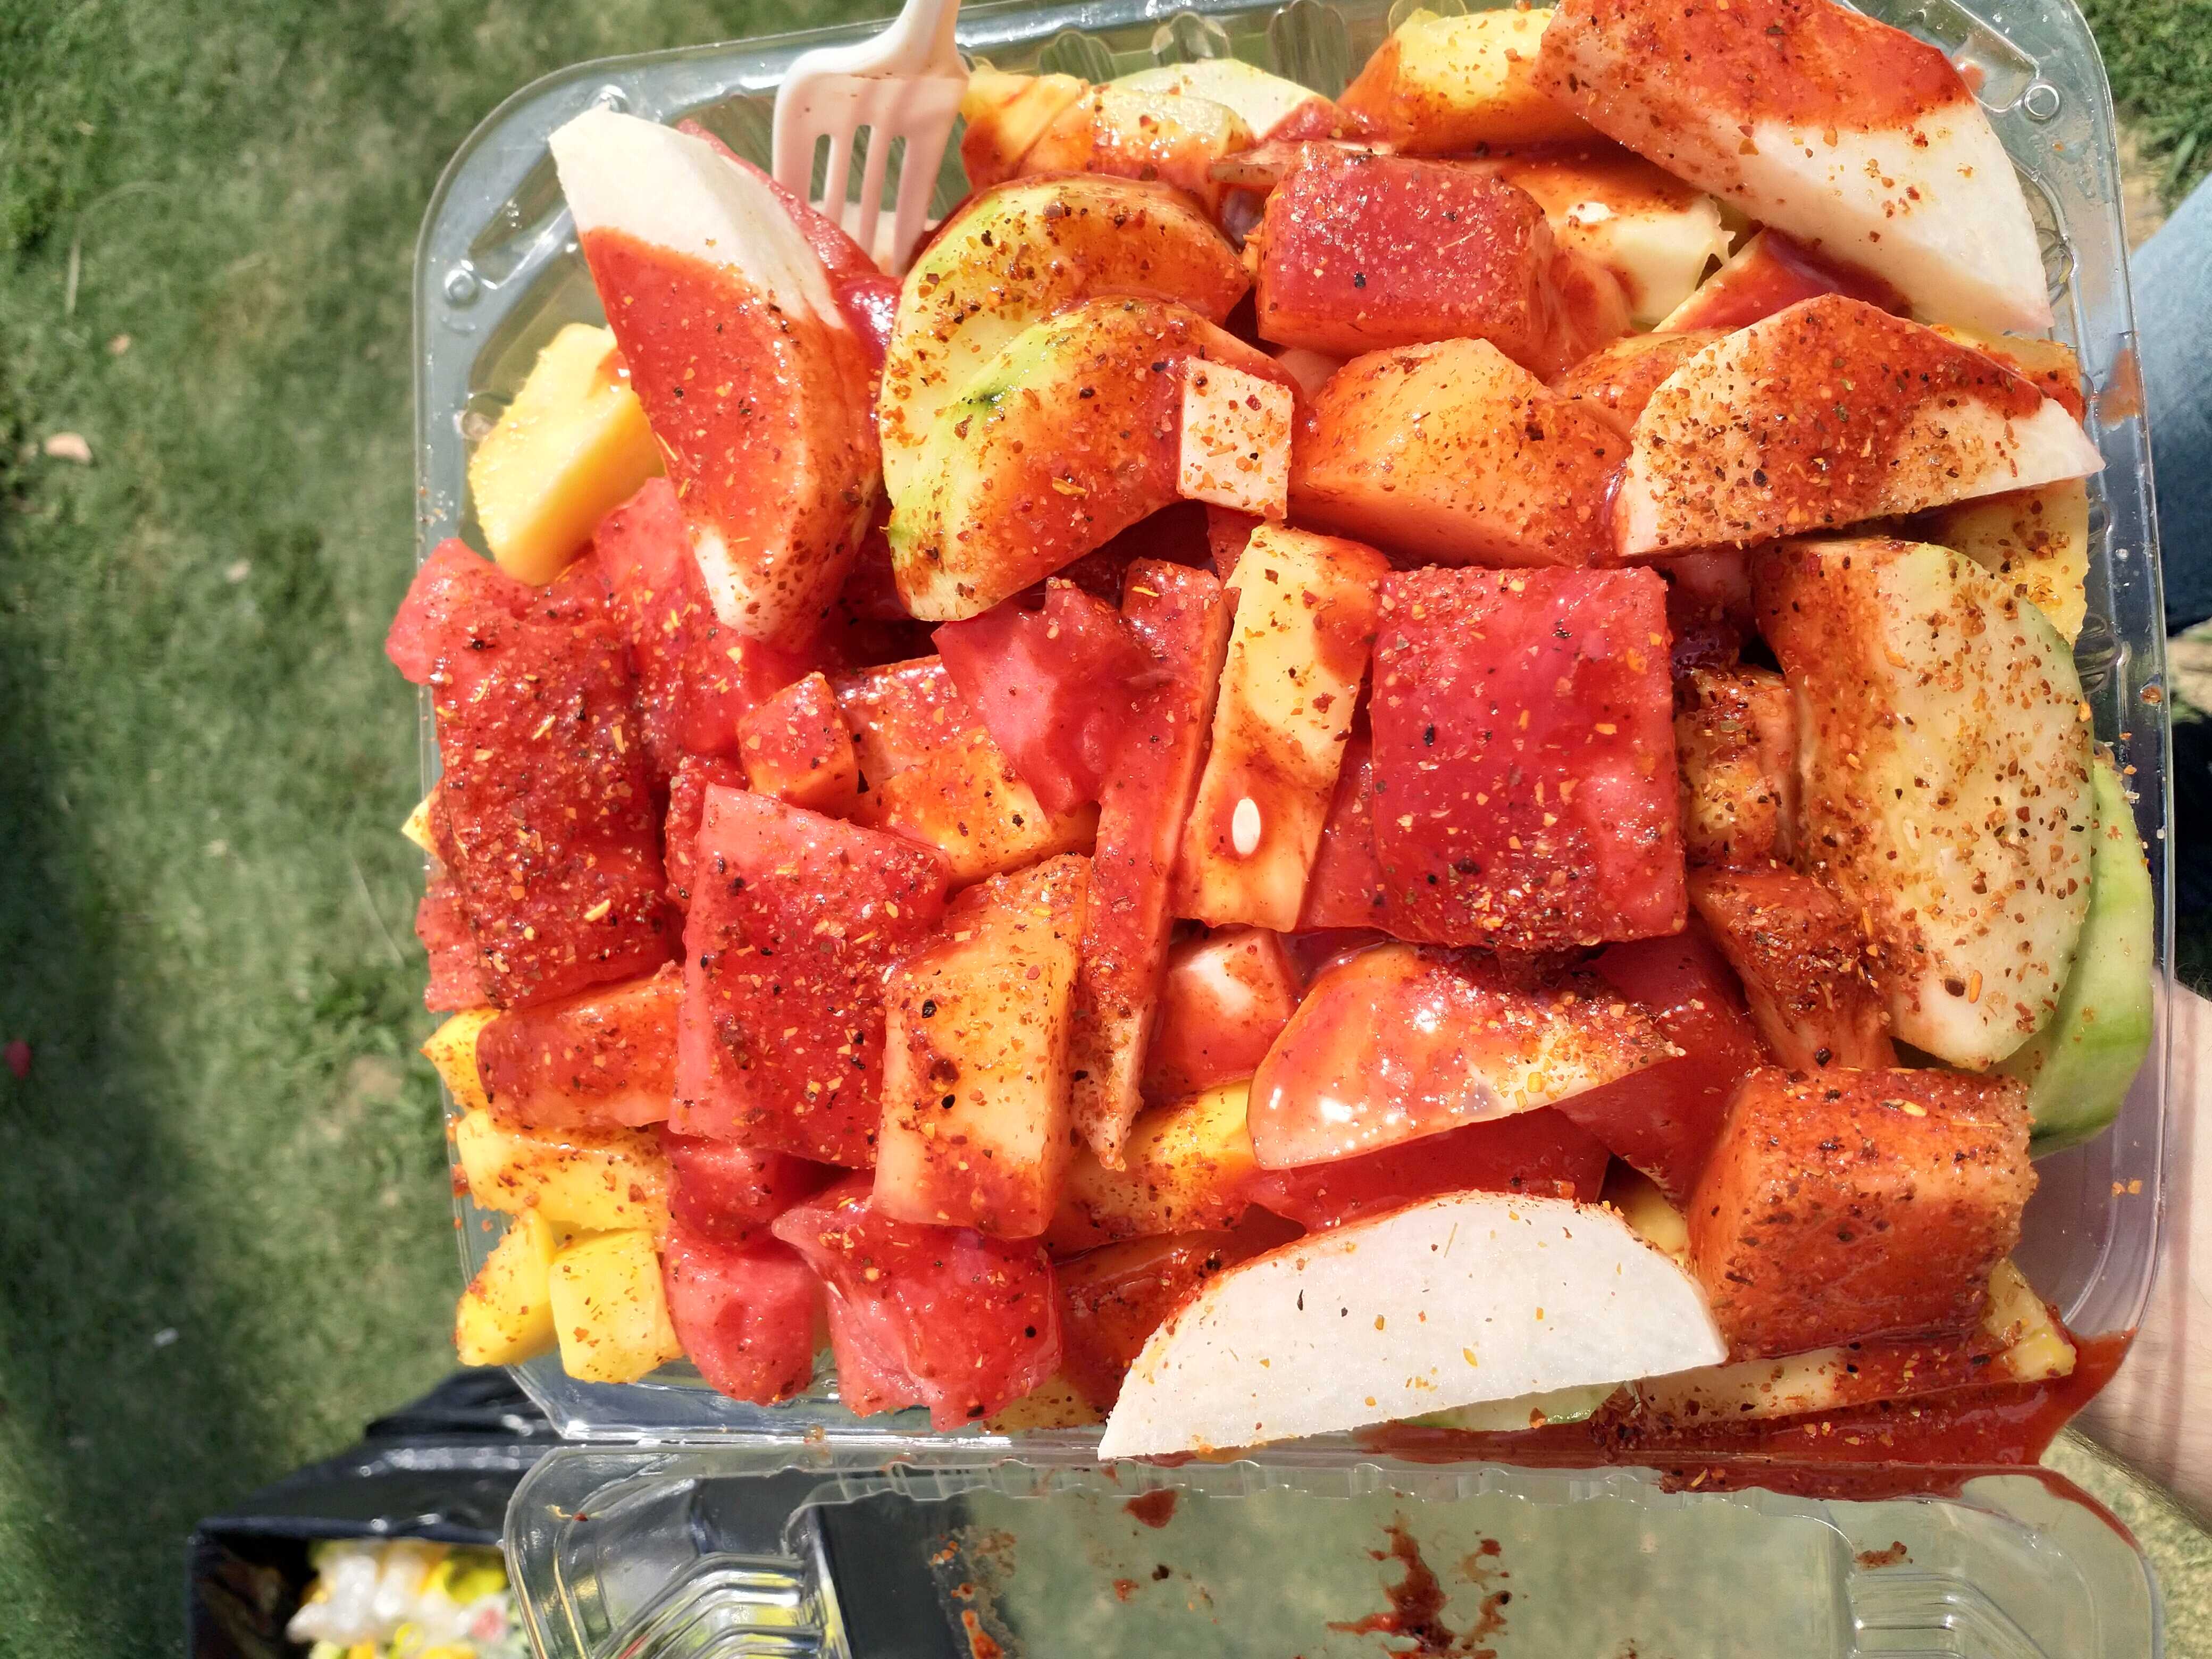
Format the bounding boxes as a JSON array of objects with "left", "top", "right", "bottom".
[
  {"left": 0, "top": 0, "right": 2203, "bottom": 1654},
  {"left": 0, "top": 3, "right": 889, "bottom": 1652},
  {"left": 2081, "top": 0, "right": 2212, "bottom": 202}
]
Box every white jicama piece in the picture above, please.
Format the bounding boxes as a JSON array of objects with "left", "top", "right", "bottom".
[
  {"left": 1615, "top": 296, "right": 2102, "bottom": 558},
  {"left": 1177, "top": 359, "right": 1293, "bottom": 519},
  {"left": 1098, "top": 1192, "right": 1725, "bottom": 1458},
  {"left": 1536, "top": 0, "right": 2050, "bottom": 332},
  {"left": 1114, "top": 60, "right": 1330, "bottom": 141}
]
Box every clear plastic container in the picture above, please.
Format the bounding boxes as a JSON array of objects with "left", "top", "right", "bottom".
[
  {"left": 412, "top": 0, "right": 2175, "bottom": 1640},
  {"left": 504, "top": 1442, "right": 2161, "bottom": 1656}
]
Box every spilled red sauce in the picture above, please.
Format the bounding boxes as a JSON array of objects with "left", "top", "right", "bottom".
[
  {"left": 1125, "top": 1488, "right": 1179, "bottom": 1528},
  {"left": 958, "top": 1607, "right": 1002, "bottom": 1659},
  {"left": 1329, "top": 1521, "right": 1511, "bottom": 1657}
]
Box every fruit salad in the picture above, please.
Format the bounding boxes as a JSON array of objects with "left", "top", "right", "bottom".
[{"left": 396, "top": 0, "right": 2154, "bottom": 1460}]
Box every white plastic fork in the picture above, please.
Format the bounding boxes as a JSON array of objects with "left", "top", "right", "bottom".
[{"left": 770, "top": 0, "right": 968, "bottom": 275}]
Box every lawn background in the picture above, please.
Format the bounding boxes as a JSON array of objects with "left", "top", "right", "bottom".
[{"left": 0, "top": 0, "right": 2206, "bottom": 1653}]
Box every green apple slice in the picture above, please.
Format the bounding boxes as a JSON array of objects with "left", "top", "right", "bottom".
[
  {"left": 1756, "top": 537, "right": 2094, "bottom": 1069},
  {"left": 877, "top": 175, "right": 1246, "bottom": 509}
]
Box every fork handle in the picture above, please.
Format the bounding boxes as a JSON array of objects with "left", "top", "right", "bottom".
[{"left": 875, "top": 0, "right": 963, "bottom": 77}]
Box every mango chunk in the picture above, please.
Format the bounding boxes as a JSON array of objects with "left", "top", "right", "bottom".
[{"left": 467, "top": 322, "right": 662, "bottom": 585}]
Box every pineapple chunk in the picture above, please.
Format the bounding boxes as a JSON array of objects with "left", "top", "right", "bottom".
[
  {"left": 421, "top": 1008, "right": 497, "bottom": 1115},
  {"left": 1047, "top": 1081, "right": 1259, "bottom": 1254},
  {"left": 1602, "top": 1163, "right": 1689, "bottom": 1264},
  {"left": 467, "top": 323, "right": 663, "bottom": 585},
  {"left": 455, "top": 1209, "right": 558, "bottom": 1367},
  {"left": 852, "top": 723, "right": 1096, "bottom": 886},
  {"left": 547, "top": 1229, "right": 683, "bottom": 1384},
  {"left": 875, "top": 856, "right": 1090, "bottom": 1237},
  {"left": 1340, "top": 7, "right": 1595, "bottom": 150},
  {"left": 1178, "top": 360, "right": 1293, "bottom": 520},
  {"left": 1634, "top": 1259, "right": 2073, "bottom": 1422},
  {"left": 1174, "top": 527, "right": 1387, "bottom": 929},
  {"left": 958, "top": 69, "right": 1090, "bottom": 189},
  {"left": 1919, "top": 481, "right": 2090, "bottom": 644},
  {"left": 452, "top": 1108, "right": 670, "bottom": 1234}
]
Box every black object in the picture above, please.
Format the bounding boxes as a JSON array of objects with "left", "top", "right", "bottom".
[{"left": 186, "top": 1370, "right": 555, "bottom": 1659}]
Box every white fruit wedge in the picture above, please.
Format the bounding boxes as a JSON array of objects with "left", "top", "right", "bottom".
[
  {"left": 1482, "top": 146, "right": 1731, "bottom": 329},
  {"left": 1615, "top": 295, "right": 2101, "bottom": 558},
  {"left": 1115, "top": 60, "right": 1342, "bottom": 141},
  {"left": 1535, "top": 0, "right": 2050, "bottom": 333},
  {"left": 1097, "top": 1191, "right": 1725, "bottom": 1457},
  {"left": 548, "top": 108, "right": 877, "bottom": 647}
]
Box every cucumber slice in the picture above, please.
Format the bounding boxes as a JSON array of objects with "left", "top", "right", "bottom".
[
  {"left": 2000, "top": 755, "right": 2155, "bottom": 1153},
  {"left": 1405, "top": 1381, "right": 1621, "bottom": 1433}
]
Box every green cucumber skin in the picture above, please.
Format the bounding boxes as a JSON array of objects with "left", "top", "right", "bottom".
[{"left": 2005, "top": 756, "right": 2156, "bottom": 1155}]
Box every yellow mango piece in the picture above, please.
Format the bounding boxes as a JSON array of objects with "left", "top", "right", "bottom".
[
  {"left": 422, "top": 1008, "right": 496, "bottom": 1115},
  {"left": 1048, "top": 1080, "right": 1258, "bottom": 1252},
  {"left": 548, "top": 1229, "right": 683, "bottom": 1383},
  {"left": 452, "top": 1108, "right": 669, "bottom": 1233},
  {"left": 986, "top": 1372, "right": 1105, "bottom": 1432},
  {"left": 1601, "top": 1163, "right": 1689, "bottom": 1263},
  {"left": 455, "top": 1209, "right": 558, "bottom": 1367},
  {"left": 467, "top": 322, "right": 663, "bottom": 585},
  {"left": 399, "top": 787, "right": 438, "bottom": 854}
]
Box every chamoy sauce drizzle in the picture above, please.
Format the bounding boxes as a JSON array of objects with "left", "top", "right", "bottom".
[{"left": 1361, "top": 1331, "right": 2131, "bottom": 1502}]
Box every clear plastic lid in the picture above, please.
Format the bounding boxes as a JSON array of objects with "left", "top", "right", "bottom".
[
  {"left": 413, "top": 0, "right": 2172, "bottom": 1467},
  {"left": 505, "top": 1441, "right": 2161, "bottom": 1655}
]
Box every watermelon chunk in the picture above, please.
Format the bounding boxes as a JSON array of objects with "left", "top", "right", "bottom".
[
  {"left": 736, "top": 671, "right": 860, "bottom": 814},
  {"left": 1551, "top": 922, "right": 1769, "bottom": 1202},
  {"left": 660, "top": 1222, "right": 823, "bottom": 1404},
  {"left": 673, "top": 787, "right": 951, "bottom": 1167},
  {"left": 420, "top": 568, "right": 675, "bottom": 1008},
  {"left": 933, "top": 581, "right": 1152, "bottom": 817},
  {"left": 664, "top": 1131, "right": 835, "bottom": 1245},
  {"left": 1370, "top": 566, "right": 1683, "bottom": 951},
  {"left": 1294, "top": 722, "right": 1386, "bottom": 931},
  {"left": 772, "top": 1175, "right": 1061, "bottom": 1429},
  {"left": 1067, "top": 560, "right": 1234, "bottom": 1164},
  {"left": 1246, "top": 1109, "right": 1612, "bottom": 1230},
  {"left": 596, "top": 477, "right": 815, "bottom": 774},
  {"left": 663, "top": 752, "right": 749, "bottom": 915},
  {"left": 417, "top": 877, "right": 492, "bottom": 1012}
]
